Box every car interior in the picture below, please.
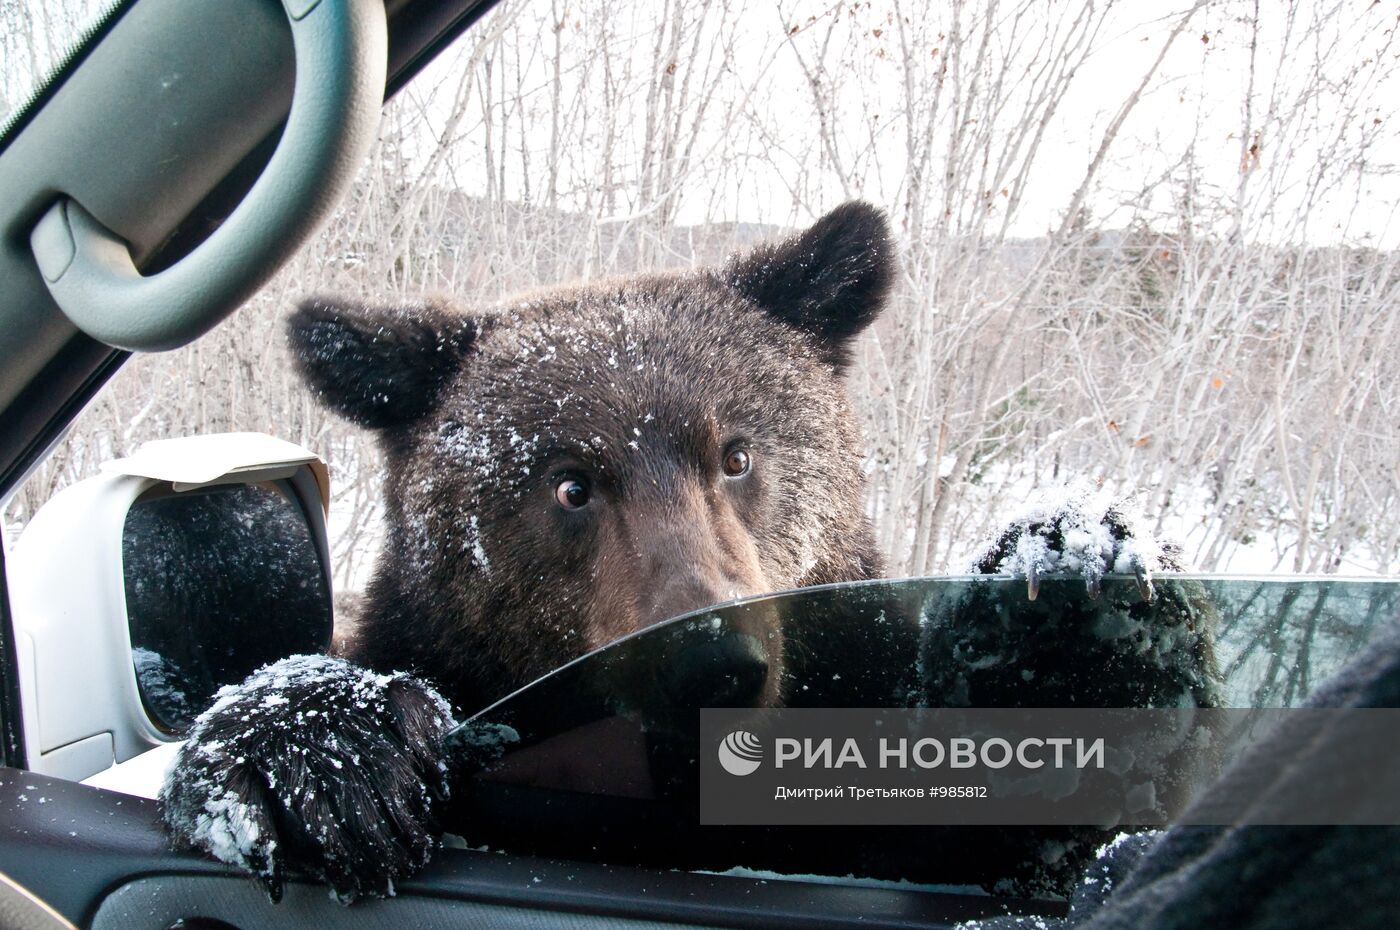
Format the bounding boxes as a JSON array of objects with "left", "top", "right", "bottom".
[{"left": 0, "top": 2, "right": 1396, "bottom": 930}]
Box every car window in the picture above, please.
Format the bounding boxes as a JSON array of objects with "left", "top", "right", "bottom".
[
  {"left": 6, "top": 0, "right": 1397, "bottom": 581},
  {"left": 443, "top": 575, "right": 1400, "bottom": 893}
]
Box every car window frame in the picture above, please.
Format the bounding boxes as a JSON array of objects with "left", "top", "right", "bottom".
[{"left": 0, "top": 545, "right": 24, "bottom": 767}]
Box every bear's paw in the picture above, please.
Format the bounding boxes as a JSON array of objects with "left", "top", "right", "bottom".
[
  {"left": 158, "top": 654, "right": 456, "bottom": 903},
  {"left": 931, "top": 486, "right": 1218, "bottom": 710},
  {"left": 965, "top": 486, "right": 1182, "bottom": 602}
]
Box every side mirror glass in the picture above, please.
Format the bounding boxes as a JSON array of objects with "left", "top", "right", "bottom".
[{"left": 122, "top": 479, "right": 333, "bottom": 732}]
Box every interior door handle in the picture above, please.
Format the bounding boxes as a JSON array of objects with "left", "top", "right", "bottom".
[{"left": 28, "top": 0, "right": 386, "bottom": 352}]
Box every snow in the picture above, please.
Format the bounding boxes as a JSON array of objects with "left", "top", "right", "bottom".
[
  {"left": 190, "top": 787, "right": 270, "bottom": 869},
  {"left": 468, "top": 514, "right": 490, "bottom": 572},
  {"left": 963, "top": 483, "right": 1168, "bottom": 583}
]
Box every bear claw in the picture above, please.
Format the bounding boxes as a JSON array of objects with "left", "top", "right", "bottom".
[{"left": 1133, "top": 561, "right": 1155, "bottom": 603}]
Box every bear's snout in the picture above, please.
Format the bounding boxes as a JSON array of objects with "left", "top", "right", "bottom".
[
  {"left": 589, "top": 477, "right": 771, "bottom": 649},
  {"left": 582, "top": 478, "right": 785, "bottom": 715},
  {"left": 630, "top": 528, "right": 785, "bottom": 715},
  {"left": 644, "top": 568, "right": 757, "bottom": 632}
]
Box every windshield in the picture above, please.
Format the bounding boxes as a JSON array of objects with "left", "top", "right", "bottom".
[{"left": 442, "top": 575, "right": 1399, "bottom": 902}]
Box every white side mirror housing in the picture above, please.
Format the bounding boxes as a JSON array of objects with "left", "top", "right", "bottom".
[{"left": 7, "top": 433, "right": 332, "bottom": 780}]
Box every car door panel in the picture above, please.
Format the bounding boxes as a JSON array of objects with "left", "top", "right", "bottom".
[{"left": 0, "top": 768, "right": 1008, "bottom": 930}]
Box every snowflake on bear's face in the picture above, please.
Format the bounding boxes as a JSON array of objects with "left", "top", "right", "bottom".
[{"left": 288, "top": 202, "right": 895, "bottom": 706}]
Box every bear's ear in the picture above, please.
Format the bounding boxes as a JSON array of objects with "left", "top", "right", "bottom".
[
  {"left": 723, "top": 201, "right": 895, "bottom": 369},
  {"left": 287, "top": 297, "right": 480, "bottom": 430}
]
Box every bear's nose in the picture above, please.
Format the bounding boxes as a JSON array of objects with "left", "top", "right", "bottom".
[{"left": 664, "top": 631, "right": 770, "bottom": 708}]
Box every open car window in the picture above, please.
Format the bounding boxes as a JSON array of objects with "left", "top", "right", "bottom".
[
  {"left": 445, "top": 575, "right": 1400, "bottom": 896},
  {"left": 0, "top": 0, "right": 1398, "bottom": 925},
  {"left": 8, "top": 0, "right": 1399, "bottom": 580}
]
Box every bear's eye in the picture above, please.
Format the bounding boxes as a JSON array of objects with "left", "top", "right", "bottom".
[
  {"left": 722, "top": 448, "right": 752, "bottom": 478},
  {"left": 554, "top": 477, "right": 591, "bottom": 510}
]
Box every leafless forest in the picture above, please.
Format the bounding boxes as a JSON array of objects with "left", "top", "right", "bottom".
[{"left": 4, "top": 0, "right": 1399, "bottom": 591}]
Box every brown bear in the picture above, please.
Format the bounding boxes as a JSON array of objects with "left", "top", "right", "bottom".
[
  {"left": 159, "top": 202, "right": 1215, "bottom": 902},
  {"left": 308, "top": 201, "right": 893, "bottom": 714}
]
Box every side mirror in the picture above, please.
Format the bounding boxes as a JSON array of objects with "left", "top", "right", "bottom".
[
  {"left": 123, "top": 479, "right": 331, "bottom": 732},
  {"left": 7, "top": 434, "right": 334, "bottom": 780}
]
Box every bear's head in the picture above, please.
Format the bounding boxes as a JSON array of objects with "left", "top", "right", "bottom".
[{"left": 288, "top": 202, "right": 895, "bottom": 712}]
